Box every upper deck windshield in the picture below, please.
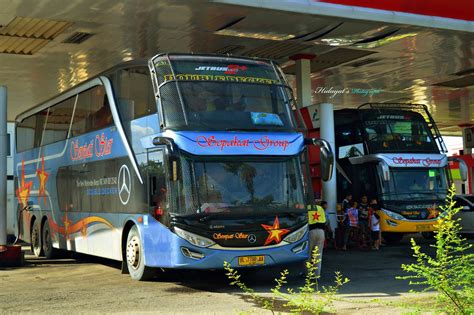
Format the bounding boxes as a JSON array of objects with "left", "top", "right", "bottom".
[
  {"left": 153, "top": 55, "right": 295, "bottom": 131},
  {"left": 171, "top": 156, "right": 306, "bottom": 216},
  {"left": 360, "top": 110, "right": 439, "bottom": 153}
]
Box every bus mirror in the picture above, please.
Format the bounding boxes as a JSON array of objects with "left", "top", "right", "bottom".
[
  {"left": 153, "top": 137, "right": 177, "bottom": 155},
  {"left": 307, "top": 138, "right": 334, "bottom": 182},
  {"left": 449, "top": 157, "right": 468, "bottom": 182},
  {"left": 460, "top": 161, "right": 468, "bottom": 182},
  {"left": 378, "top": 161, "right": 390, "bottom": 181}
]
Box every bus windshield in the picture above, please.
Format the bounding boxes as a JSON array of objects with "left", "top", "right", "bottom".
[
  {"left": 380, "top": 167, "right": 448, "bottom": 201},
  {"left": 172, "top": 156, "right": 306, "bottom": 216},
  {"left": 361, "top": 110, "right": 438, "bottom": 153},
  {"left": 153, "top": 55, "right": 295, "bottom": 131}
]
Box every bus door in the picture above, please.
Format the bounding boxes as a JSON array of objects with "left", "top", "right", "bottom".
[
  {"left": 146, "top": 148, "right": 169, "bottom": 225},
  {"left": 351, "top": 162, "right": 379, "bottom": 200}
]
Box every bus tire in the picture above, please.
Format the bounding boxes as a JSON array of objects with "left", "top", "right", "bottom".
[
  {"left": 421, "top": 232, "right": 435, "bottom": 239},
  {"left": 31, "top": 219, "right": 43, "bottom": 257},
  {"left": 125, "top": 225, "right": 154, "bottom": 281},
  {"left": 382, "top": 232, "right": 403, "bottom": 244},
  {"left": 42, "top": 220, "right": 56, "bottom": 259}
]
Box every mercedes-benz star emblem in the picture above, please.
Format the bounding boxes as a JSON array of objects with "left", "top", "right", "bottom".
[
  {"left": 118, "top": 164, "right": 131, "bottom": 205},
  {"left": 247, "top": 234, "right": 257, "bottom": 244}
]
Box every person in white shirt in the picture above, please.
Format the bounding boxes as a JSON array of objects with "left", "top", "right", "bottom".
[{"left": 370, "top": 211, "right": 380, "bottom": 250}]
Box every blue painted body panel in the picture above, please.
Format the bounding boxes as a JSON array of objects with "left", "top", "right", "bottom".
[
  {"left": 142, "top": 130, "right": 304, "bottom": 156},
  {"left": 15, "top": 117, "right": 308, "bottom": 268},
  {"left": 139, "top": 216, "right": 309, "bottom": 269}
]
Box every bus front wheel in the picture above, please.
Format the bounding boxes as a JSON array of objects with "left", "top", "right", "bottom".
[
  {"left": 31, "top": 219, "right": 43, "bottom": 257},
  {"left": 421, "top": 232, "right": 435, "bottom": 239},
  {"left": 382, "top": 232, "right": 404, "bottom": 244},
  {"left": 125, "top": 226, "right": 154, "bottom": 281}
]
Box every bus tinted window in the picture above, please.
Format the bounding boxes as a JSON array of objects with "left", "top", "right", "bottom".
[
  {"left": 57, "top": 158, "right": 147, "bottom": 213},
  {"left": 17, "top": 115, "right": 38, "bottom": 152},
  {"left": 116, "top": 67, "right": 156, "bottom": 119},
  {"left": 42, "top": 96, "right": 75, "bottom": 146},
  {"left": 361, "top": 110, "right": 437, "bottom": 153},
  {"left": 113, "top": 67, "right": 159, "bottom": 154},
  {"left": 71, "top": 86, "right": 112, "bottom": 137},
  {"left": 153, "top": 55, "right": 295, "bottom": 131},
  {"left": 159, "top": 83, "right": 185, "bottom": 127}
]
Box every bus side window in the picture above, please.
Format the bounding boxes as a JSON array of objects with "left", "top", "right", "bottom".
[
  {"left": 71, "top": 85, "right": 112, "bottom": 137},
  {"left": 114, "top": 66, "right": 159, "bottom": 154},
  {"left": 42, "top": 96, "right": 75, "bottom": 146},
  {"left": 116, "top": 67, "right": 156, "bottom": 120},
  {"left": 16, "top": 115, "right": 37, "bottom": 152}
]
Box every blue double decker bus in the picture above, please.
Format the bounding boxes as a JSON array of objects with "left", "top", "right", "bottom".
[{"left": 14, "top": 53, "right": 333, "bottom": 280}]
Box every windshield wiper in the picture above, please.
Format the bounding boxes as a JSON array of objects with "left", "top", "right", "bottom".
[
  {"left": 278, "top": 211, "right": 301, "bottom": 218},
  {"left": 198, "top": 213, "right": 223, "bottom": 223}
]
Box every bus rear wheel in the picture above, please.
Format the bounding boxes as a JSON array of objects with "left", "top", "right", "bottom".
[
  {"left": 125, "top": 226, "right": 154, "bottom": 281},
  {"left": 31, "top": 219, "right": 43, "bottom": 257},
  {"left": 42, "top": 220, "right": 56, "bottom": 259}
]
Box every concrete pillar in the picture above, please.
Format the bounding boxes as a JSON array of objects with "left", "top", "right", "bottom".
[
  {"left": 291, "top": 54, "right": 314, "bottom": 109},
  {"left": 460, "top": 93, "right": 472, "bottom": 155},
  {"left": 319, "top": 103, "right": 337, "bottom": 231},
  {"left": 0, "top": 86, "right": 7, "bottom": 247}
]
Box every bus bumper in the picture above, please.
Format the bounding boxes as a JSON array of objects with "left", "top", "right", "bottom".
[
  {"left": 379, "top": 211, "right": 438, "bottom": 233},
  {"left": 141, "top": 222, "right": 310, "bottom": 269}
]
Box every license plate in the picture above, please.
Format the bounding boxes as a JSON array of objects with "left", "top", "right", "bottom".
[
  {"left": 238, "top": 255, "right": 265, "bottom": 266},
  {"left": 416, "top": 225, "right": 431, "bottom": 231}
]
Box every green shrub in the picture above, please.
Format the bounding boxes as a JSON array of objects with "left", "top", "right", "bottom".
[
  {"left": 224, "top": 247, "right": 349, "bottom": 314},
  {"left": 398, "top": 185, "right": 474, "bottom": 314}
]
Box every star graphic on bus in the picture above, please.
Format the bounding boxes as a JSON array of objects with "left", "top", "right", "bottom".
[
  {"left": 427, "top": 206, "right": 439, "bottom": 219},
  {"left": 261, "top": 216, "right": 289, "bottom": 246},
  {"left": 16, "top": 160, "right": 33, "bottom": 209},
  {"left": 63, "top": 215, "right": 72, "bottom": 240},
  {"left": 36, "top": 154, "right": 49, "bottom": 204},
  {"left": 63, "top": 204, "right": 72, "bottom": 240}
]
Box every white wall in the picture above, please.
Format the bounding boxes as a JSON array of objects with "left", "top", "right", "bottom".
[{"left": 443, "top": 136, "right": 463, "bottom": 156}]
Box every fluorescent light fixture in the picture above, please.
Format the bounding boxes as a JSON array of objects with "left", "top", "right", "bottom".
[
  {"left": 353, "top": 33, "right": 418, "bottom": 49},
  {"left": 215, "top": 29, "right": 295, "bottom": 41}
]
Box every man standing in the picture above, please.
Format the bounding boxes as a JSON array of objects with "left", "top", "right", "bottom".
[
  {"left": 342, "top": 193, "right": 352, "bottom": 212},
  {"left": 307, "top": 203, "right": 327, "bottom": 276}
]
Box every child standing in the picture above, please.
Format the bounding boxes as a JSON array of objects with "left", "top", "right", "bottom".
[
  {"left": 342, "top": 201, "right": 358, "bottom": 250},
  {"left": 370, "top": 210, "right": 381, "bottom": 250}
]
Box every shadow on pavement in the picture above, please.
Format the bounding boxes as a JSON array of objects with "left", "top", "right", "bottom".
[
  {"left": 13, "top": 234, "right": 470, "bottom": 299},
  {"left": 166, "top": 234, "right": 439, "bottom": 296}
]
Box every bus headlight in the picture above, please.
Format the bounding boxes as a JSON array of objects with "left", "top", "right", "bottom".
[
  {"left": 284, "top": 224, "right": 308, "bottom": 243},
  {"left": 381, "top": 208, "right": 406, "bottom": 221},
  {"left": 174, "top": 227, "right": 215, "bottom": 248}
]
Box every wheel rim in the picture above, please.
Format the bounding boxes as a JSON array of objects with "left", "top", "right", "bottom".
[{"left": 126, "top": 236, "right": 141, "bottom": 270}]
